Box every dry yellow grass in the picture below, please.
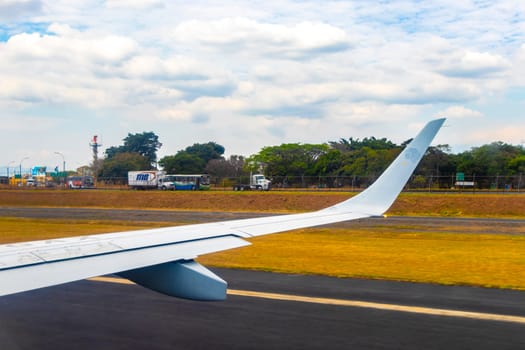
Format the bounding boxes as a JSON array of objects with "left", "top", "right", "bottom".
[
  {"left": 0, "top": 217, "right": 167, "bottom": 243},
  {"left": 2, "top": 217, "right": 522, "bottom": 290},
  {"left": 199, "top": 227, "right": 525, "bottom": 290}
]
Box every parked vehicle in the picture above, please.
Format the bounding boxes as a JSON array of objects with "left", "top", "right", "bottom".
[
  {"left": 233, "top": 174, "right": 271, "bottom": 191},
  {"left": 128, "top": 171, "right": 211, "bottom": 190},
  {"left": 158, "top": 175, "right": 176, "bottom": 190},
  {"left": 168, "top": 174, "right": 210, "bottom": 190},
  {"left": 67, "top": 176, "right": 94, "bottom": 189},
  {"left": 128, "top": 171, "right": 165, "bottom": 190}
]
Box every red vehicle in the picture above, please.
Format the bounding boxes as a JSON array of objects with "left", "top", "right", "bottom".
[{"left": 67, "top": 176, "right": 94, "bottom": 189}]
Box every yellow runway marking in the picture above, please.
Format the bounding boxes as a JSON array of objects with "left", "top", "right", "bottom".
[
  {"left": 88, "top": 276, "right": 525, "bottom": 325},
  {"left": 90, "top": 276, "right": 135, "bottom": 285}
]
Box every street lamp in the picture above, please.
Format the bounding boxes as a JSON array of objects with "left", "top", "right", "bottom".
[
  {"left": 19, "top": 157, "right": 29, "bottom": 186},
  {"left": 7, "top": 161, "right": 15, "bottom": 186},
  {"left": 54, "top": 152, "right": 66, "bottom": 187}
]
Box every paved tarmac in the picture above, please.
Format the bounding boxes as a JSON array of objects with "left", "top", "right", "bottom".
[
  {"left": 1, "top": 207, "right": 524, "bottom": 234},
  {"left": 1, "top": 207, "right": 524, "bottom": 349},
  {"left": 1, "top": 268, "right": 525, "bottom": 350}
]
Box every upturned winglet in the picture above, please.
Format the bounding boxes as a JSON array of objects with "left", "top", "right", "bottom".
[{"left": 324, "top": 118, "right": 446, "bottom": 216}]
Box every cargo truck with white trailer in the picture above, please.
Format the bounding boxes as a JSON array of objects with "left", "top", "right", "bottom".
[
  {"left": 128, "top": 171, "right": 208, "bottom": 190},
  {"left": 233, "top": 174, "right": 271, "bottom": 191},
  {"left": 128, "top": 170, "right": 167, "bottom": 190}
]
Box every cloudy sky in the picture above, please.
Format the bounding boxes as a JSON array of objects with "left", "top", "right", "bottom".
[{"left": 1, "top": 0, "right": 524, "bottom": 172}]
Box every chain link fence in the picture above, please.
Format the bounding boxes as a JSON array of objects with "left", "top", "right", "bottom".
[
  {"left": 2, "top": 174, "right": 523, "bottom": 192},
  {"left": 208, "top": 174, "right": 524, "bottom": 192}
]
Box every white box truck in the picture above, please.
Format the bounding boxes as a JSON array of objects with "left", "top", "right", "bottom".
[{"left": 128, "top": 170, "right": 165, "bottom": 190}]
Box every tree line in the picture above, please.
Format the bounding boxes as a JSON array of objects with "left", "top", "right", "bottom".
[{"left": 96, "top": 132, "right": 525, "bottom": 189}]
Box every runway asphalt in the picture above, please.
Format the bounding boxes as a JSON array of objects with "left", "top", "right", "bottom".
[
  {"left": 1, "top": 268, "right": 525, "bottom": 350},
  {"left": 1, "top": 207, "right": 524, "bottom": 349},
  {"left": 1, "top": 206, "right": 524, "bottom": 233}
]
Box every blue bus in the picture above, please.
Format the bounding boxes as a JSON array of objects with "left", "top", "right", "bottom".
[{"left": 169, "top": 174, "right": 211, "bottom": 190}]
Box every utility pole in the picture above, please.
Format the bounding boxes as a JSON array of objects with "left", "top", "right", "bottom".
[
  {"left": 55, "top": 152, "right": 65, "bottom": 187},
  {"left": 7, "top": 160, "right": 15, "bottom": 186},
  {"left": 19, "top": 157, "right": 29, "bottom": 186}
]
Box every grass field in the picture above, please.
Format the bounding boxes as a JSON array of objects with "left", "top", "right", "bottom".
[
  {"left": 0, "top": 217, "right": 167, "bottom": 243},
  {"left": 199, "top": 228, "right": 525, "bottom": 290},
  {"left": 1, "top": 190, "right": 524, "bottom": 290}
]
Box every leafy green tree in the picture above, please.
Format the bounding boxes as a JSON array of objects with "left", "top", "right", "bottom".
[
  {"left": 508, "top": 155, "right": 525, "bottom": 174},
  {"left": 410, "top": 144, "right": 456, "bottom": 188},
  {"left": 339, "top": 147, "right": 400, "bottom": 178},
  {"left": 330, "top": 136, "right": 396, "bottom": 152},
  {"left": 248, "top": 143, "right": 329, "bottom": 177},
  {"left": 456, "top": 142, "right": 521, "bottom": 177},
  {"left": 106, "top": 131, "right": 162, "bottom": 166},
  {"left": 312, "top": 149, "right": 343, "bottom": 175},
  {"left": 159, "top": 153, "right": 205, "bottom": 174},
  {"left": 99, "top": 152, "right": 151, "bottom": 178},
  {"left": 185, "top": 142, "right": 225, "bottom": 164},
  {"left": 328, "top": 136, "right": 402, "bottom": 182},
  {"left": 104, "top": 146, "right": 124, "bottom": 160},
  {"left": 415, "top": 145, "right": 456, "bottom": 176},
  {"left": 159, "top": 142, "right": 226, "bottom": 174}
]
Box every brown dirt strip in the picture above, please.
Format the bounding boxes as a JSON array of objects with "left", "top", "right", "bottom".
[{"left": 1, "top": 190, "right": 524, "bottom": 218}]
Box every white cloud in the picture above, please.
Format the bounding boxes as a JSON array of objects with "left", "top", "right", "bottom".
[
  {"left": 437, "top": 50, "right": 510, "bottom": 78},
  {"left": 434, "top": 106, "right": 484, "bottom": 119},
  {"left": 0, "top": 115, "right": 60, "bottom": 131},
  {"left": 105, "top": 0, "right": 164, "bottom": 10},
  {"left": 509, "top": 44, "right": 525, "bottom": 86},
  {"left": 0, "top": 24, "right": 140, "bottom": 106},
  {"left": 122, "top": 55, "right": 207, "bottom": 80},
  {"left": 4, "top": 24, "right": 137, "bottom": 63},
  {"left": 159, "top": 96, "right": 246, "bottom": 123},
  {"left": 467, "top": 126, "right": 525, "bottom": 147},
  {"left": 0, "top": 0, "right": 42, "bottom": 22},
  {"left": 172, "top": 17, "right": 351, "bottom": 59}
]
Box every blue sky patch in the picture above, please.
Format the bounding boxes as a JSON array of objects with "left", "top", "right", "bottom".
[{"left": 0, "top": 22, "right": 51, "bottom": 41}]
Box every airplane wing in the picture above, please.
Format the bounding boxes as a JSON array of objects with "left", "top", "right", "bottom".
[{"left": 0, "top": 118, "right": 445, "bottom": 300}]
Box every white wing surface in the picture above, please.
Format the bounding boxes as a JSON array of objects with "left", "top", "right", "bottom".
[{"left": 0, "top": 118, "right": 445, "bottom": 300}]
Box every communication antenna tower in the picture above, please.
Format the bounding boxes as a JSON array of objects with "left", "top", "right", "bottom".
[{"left": 90, "top": 135, "right": 102, "bottom": 163}]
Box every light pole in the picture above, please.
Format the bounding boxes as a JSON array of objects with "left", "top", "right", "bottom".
[
  {"left": 19, "top": 157, "right": 29, "bottom": 186},
  {"left": 54, "top": 152, "right": 66, "bottom": 187},
  {"left": 7, "top": 161, "right": 15, "bottom": 186}
]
